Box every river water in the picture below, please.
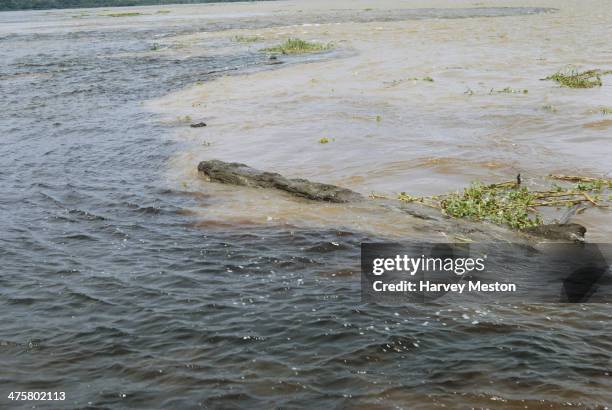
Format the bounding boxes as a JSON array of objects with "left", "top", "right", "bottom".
[{"left": 1, "top": 1, "right": 611, "bottom": 408}]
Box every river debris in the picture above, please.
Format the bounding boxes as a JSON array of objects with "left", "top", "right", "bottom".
[
  {"left": 408, "top": 76, "right": 435, "bottom": 82},
  {"left": 190, "top": 122, "right": 207, "bottom": 128},
  {"left": 262, "top": 38, "right": 333, "bottom": 55},
  {"left": 545, "top": 68, "right": 612, "bottom": 88},
  {"left": 490, "top": 87, "right": 528, "bottom": 94},
  {"left": 102, "top": 12, "right": 142, "bottom": 17},
  {"left": 385, "top": 77, "right": 434, "bottom": 87},
  {"left": 197, "top": 160, "right": 593, "bottom": 241},
  {"left": 371, "top": 175, "right": 611, "bottom": 230}
]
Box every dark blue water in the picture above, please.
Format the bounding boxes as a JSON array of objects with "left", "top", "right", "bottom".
[{"left": 1, "top": 6, "right": 610, "bottom": 409}]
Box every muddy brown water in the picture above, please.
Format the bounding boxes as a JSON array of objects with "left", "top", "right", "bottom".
[{"left": 1, "top": 1, "right": 611, "bottom": 408}]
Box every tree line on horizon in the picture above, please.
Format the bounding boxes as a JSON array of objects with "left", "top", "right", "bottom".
[{"left": 0, "top": 0, "right": 258, "bottom": 11}]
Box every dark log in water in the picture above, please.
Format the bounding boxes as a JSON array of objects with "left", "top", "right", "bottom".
[{"left": 197, "top": 160, "right": 586, "bottom": 242}]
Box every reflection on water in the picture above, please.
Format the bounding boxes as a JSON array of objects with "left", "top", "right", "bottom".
[{"left": 1, "top": 0, "right": 611, "bottom": 408}]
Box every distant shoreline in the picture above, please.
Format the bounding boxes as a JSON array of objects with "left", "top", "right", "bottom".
[{"left": 0, "top": 0, "right": 272, "bottom": 12}]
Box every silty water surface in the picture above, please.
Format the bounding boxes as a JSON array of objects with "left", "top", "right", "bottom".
[{"left": 0, "top": 4, "right": 610, "bottom": 408}]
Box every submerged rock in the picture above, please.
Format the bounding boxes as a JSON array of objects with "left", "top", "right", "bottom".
[{"left": 197, "top": 160, "right": 363, "bottom": 203}]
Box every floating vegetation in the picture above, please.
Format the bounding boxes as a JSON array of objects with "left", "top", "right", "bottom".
[
  {"left": 177, "top": 115, "right": 192, "bottom": 123},
  {"left": 490, "top": 87, "right": 528, "bottom": 94},
  {"left": 601, "top": 107, "right": 612, "bottom": 115},
  {"left": 375, "top": 115, "right": 382, "bottom": 122},
  {"left": 542, "top": 104, "right": 557, "bottom": 113},
  {"left": 441, "top": 183, "right": 541, "bottom": 229},
  {"left": 156, "top": 10, "right": 171, "bottom": 14},
  {"left": 408, "top": 76, "right": 435, "bottom": 82},
  {"left": 550, "top": 174, "right": 612, "bottom": 193},
  {"left": 262, "top": 38, "right": 333, "bottom": 55},
  {"left": 318, "top": 137, "right": 331, "bottom": 144},
  {"left": 371, "top": 175, "right": 611, "bottom": 230},
  {"left": 385, "top": 77, "right": 434, "bottom": 87},
  {"left": 103, "top": 12, "right": 142, "bottom": 17},
  {"left": 150, "top": 43, "right": 161, "bottom": 51},
  {"left": 545, "top": 68, "right": 612, "bottom": 88},
  {"left": 234, "top": 35, "right": 263, "bottom": 43}
]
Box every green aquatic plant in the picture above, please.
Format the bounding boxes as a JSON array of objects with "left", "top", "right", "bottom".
[
  {"left": 575, "top": 180, "right": 606, "bottom": 192},
  {"left": 262, "top": 38, "right": 332, "bottom": 55},
  {"left": 550, "top": 174, "right": 612, "bottom": 190},
  {"left": 234, "top": 35, "right": 263, "bottom": 43},
  {"left": 440, "top": 183, "right": 541, "bottom": 229},
  {"left": 409, "top": 76, "right": 435, "bottom": 82},
  {"left": 318, "top": 137, "right": 331, "bottom": 144},
  {"left": 601, "top": 107, "right": 612, "bottom": 115},
  {"left": 546, "top": 69, "right": 612, "bottom": 88},
  {"left": 372, "top": 174, "right": 611, "bottom": 230},
  {"left": 156, "top": 10, "right": 171, "bottom": 14}
]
